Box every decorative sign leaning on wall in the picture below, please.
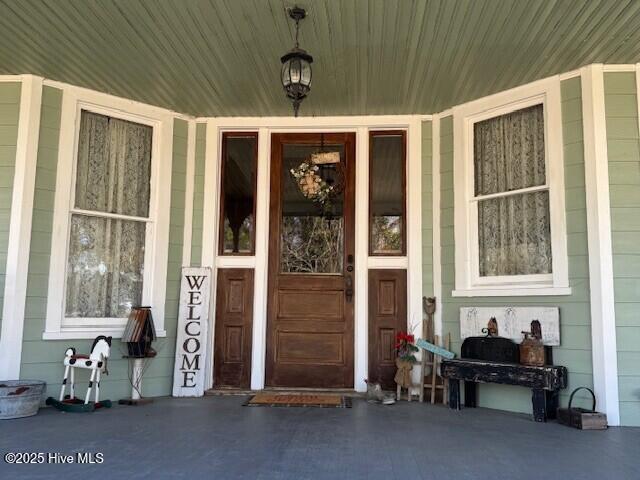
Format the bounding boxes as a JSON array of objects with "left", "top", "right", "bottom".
[
  {"left": 460, "top": 306, "right": 560, "bottom": 346},
  {"left": 173, "top": 267, "right": 211, "bottom": 397}
]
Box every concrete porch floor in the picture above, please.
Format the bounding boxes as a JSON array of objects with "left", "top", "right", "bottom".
[{"left": 1, "top": 395, "right": 638, "bottom": 479}]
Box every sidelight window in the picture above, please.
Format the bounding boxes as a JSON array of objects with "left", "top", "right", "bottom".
[{"left": 369, "top": 131, "right": 406, "bottom": 255}]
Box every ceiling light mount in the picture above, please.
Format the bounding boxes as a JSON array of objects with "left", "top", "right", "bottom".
[{"left": 280, "top": 6, "right": 313, "bottom": 117}]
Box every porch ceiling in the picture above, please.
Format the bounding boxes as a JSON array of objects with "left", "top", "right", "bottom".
[{"left": 1, "top": 0, "right": 639, "bottom": 117}]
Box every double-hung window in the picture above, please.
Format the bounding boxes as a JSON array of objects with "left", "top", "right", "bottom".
[
  {"left": 453, "top": 78, "right": 570, "bottom": 296},
  {"left": 45, "top": 90, "right": 172, "bottom": 339},
  {"left": 65, "top": 111, "right": 152, "bottom": 320}
]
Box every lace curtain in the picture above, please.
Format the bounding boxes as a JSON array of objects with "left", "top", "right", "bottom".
[
  {"left": 65, "top": 111, "right": 152, "bottom": 318},
  {"left": 474, "top": 104, "right": 552, "bottom": 277}
]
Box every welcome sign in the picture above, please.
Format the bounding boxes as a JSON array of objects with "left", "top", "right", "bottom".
[{"left": 172, "top": 267, "right": 211, "bottom": 397}]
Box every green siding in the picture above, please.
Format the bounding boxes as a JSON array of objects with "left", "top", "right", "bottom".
[
  {"left": 190, "top": 122, "right": 206, "bottom": 266},
  {"left": 0, "top": 82, "right": 21, "bottom": 337},
  {"left": 435, "top": 77, "right": 594, "bottom": 414},
  {"left": 605, "top": 72, "right": 640, "bottom": 426},
  {"left": 422, "top": 121, "right": 433, "bottom": 297},
  {"left": 20, "top": 97, "right": 187, "bottom": 401}
]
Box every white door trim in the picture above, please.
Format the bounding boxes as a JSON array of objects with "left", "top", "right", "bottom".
[
  {"left": 0, "top": 75, "right": 43, "bottom": 379},
  {"left": 200, "top": 115, "right": 423, "bottom": 392},
  {"left": 580, "top": 64, "right": 620, "bottom": 425}
]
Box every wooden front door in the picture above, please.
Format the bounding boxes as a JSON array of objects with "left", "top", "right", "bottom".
[
  {"left": 214, "top": 268, "right": 254, "bottom": 388},
  {"left": 266, "top": 133, "right": 355, "bottom": 388}
]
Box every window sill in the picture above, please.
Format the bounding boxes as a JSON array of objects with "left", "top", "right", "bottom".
[
  {"left": 42, "top": 329, "right": 167, "bottom": 341},
  {"left": 451, "top": 287, "right": 572, "bottom": 297}
]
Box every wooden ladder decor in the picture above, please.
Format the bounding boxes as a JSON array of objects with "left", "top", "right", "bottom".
[{"left": 419, "top": 297, "right": 451, "bottom": 404}]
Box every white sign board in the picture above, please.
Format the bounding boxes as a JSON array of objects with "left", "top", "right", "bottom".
[
  {"left": 173, "top": 267, "right": 211, "bottom": 397},
  {"left": 460, "top": 306, "right": 560, "bottom": 346}
]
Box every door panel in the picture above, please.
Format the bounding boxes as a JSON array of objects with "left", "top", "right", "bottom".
[
  {"left": 214, "top": 268, "right": 254, "bottom": 388},
  {"left": 266, "top": 133, "right": 355, "bottom": 388},
  {"left": 368, "top": 269, "right": 407, "bottom": 389}
]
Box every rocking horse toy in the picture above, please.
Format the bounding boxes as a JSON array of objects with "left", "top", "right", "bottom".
[{"left": 46, "top": 336, "right": 113, "bottom": 412}]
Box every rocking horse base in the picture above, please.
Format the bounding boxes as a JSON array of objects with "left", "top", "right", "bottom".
[
  {"left": 118, "top": 397, "right": 153, "bottom": 406},
  {"left": 46, "top": 396, "right": 112, "bottom": 413}
]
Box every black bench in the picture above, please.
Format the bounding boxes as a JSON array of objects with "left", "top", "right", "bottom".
[{"left": 441, "top": 358, "right": 568, "bottom": 422}]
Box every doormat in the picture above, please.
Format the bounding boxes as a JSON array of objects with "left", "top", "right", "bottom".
[{"left": 244, "top": 393, "right": 352, "bottom": 408}]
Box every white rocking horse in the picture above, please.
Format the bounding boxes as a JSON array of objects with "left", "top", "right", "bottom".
[{"left": 58, "top": 336, "right": 112, "bottom": 405}]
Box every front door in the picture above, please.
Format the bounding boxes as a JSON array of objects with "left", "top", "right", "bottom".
[{"left": 266, "top": 133, "right": 355, "bottom": 388}]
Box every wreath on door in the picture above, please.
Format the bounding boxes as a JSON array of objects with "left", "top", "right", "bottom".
[{"left": 289, "top": 161, "right": 334, "bottom": 204}]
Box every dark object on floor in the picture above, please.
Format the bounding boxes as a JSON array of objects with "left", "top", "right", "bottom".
[
  {"left": 442, "top": 358, "right": 567, "bottom": 422},
  {"left": 46, "top": 396, "right": 112, "bottom": 413},
  {"left": 557, "top": 387, "right": 607, "bottom": 430},
  {"left": 122, "top": 306, "right": 156, "bottom": 358},
  {"left": 118, "top": 398, "right": 153, "bottom": 406},
  {"left": 461, "top": 333, "right": 519, "bottom": 363},
  {"left": 244, "top": 393, "right": 352, "bottom": 408}
]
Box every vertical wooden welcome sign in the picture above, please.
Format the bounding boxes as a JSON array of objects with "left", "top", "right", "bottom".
[{"left": 172, "top": 267, "right": 211, "bottom": 397}]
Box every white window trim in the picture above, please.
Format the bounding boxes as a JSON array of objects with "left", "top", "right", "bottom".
[
  {"left": 452, "top": 76, "right": 570, "bottom": 297},
  {"left": 43, "top": 87, "right": 174, "bottom": 339}
]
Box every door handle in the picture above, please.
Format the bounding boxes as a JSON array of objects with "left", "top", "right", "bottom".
[{"left": 345, "top": 275, "right": 354, "bottom": 302}]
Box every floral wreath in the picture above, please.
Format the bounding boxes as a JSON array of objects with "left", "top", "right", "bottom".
[{"left": 290, "top": 161, "right": 334, "bottom": 204}]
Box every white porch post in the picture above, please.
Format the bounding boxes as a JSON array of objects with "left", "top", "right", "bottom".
[
  {"left": 581, "top": 64, "right": 620, "bottom": 426},
  {"left": 0, "top": 75, "right": 42, "bottom": 380}
]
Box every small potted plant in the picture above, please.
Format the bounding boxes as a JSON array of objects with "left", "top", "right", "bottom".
[{"left": 394, "top": 332, "right": 419, "bottom": 400}]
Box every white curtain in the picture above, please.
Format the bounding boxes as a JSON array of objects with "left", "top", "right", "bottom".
[
  {"left": 474, "top": 104, "right": 552, "bottom": 277},
  {"left": 65, "top": 111, "right": 152, "bottom": 318}
]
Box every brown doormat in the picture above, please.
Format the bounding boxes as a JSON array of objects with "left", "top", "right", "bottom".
[{"left": 244, "top": 393, "right": 352, "bottom": 408}]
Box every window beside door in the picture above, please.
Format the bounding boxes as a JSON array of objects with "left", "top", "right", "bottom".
[
  {"left": 369, "top": 131, "right": 406, "bottom": 256},
  {"left": 219, "top": 132, "right": 258, "bottom": 255}
]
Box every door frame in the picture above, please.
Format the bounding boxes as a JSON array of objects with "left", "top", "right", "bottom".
[{"left": 199, "top": 115, "right": 426, "bottom": 393}]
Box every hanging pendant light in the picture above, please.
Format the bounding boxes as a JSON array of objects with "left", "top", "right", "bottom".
[{"left": 280, "top": 6, "right": 313, "bottom": 117}]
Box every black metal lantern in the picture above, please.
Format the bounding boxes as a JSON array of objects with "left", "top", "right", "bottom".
[{"left": 281, "top": 6, "right": 313, "bottom": 117}]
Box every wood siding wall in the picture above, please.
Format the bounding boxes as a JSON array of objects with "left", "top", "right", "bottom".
[
  {"left": 421, "top": 121, "right": 433, "bottom": 298},
  {"left": 604, "top": 72, "right": 640, "bottom": 426},
  {"left": 434, "top": 77, "right": 594, "bottom": 414},
  {"left": 0, "top": 82, "right": 21, "bottom": 338},
  {"left": 190, "top": 122, "right": 206, "bottom": 266}
]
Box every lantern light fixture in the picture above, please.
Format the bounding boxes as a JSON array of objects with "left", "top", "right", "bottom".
[{"left": 280, "top": 6, "right": 313, "bottom": 117}]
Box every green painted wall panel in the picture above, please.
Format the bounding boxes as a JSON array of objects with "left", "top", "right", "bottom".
[
  {"left": 433, "top": 77, "right": 595, "bottom": 415},
  {"left": 0, "top": 81, "right": 21, "bottom": 339},
  {"left": 19, "top": 94, "right": 187, "bottom": 402},
  {"left": 605, "top": 71, "right": 640, "bottom": 426},
  {"left": 422, "top": 120, "right": 433, "bottom": 297},
  {"left": 190, "top": 122, "right": 206, "bottom": 266}
]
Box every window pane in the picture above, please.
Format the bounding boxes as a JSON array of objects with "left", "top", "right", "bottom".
[
  {"left": 65, "top": 214, "right": 145, "bottom": 318},
  {"left": 370, "top": 133, "right": 405, "bottom": 254},
  {"left": 474, "top": 104, "right": 545, "bottom": 196},
  {"left": 280, "top": 143, "right": 344, "bottom": 273},
  {"left": 478, "top": 190, "right": 552, "bottom": 276},
  {"left": 75, "top": 111, "right": 152, "bottom": 217},
  {"left": 221, "top": 134, "right": 257, "bottom": 254}
]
